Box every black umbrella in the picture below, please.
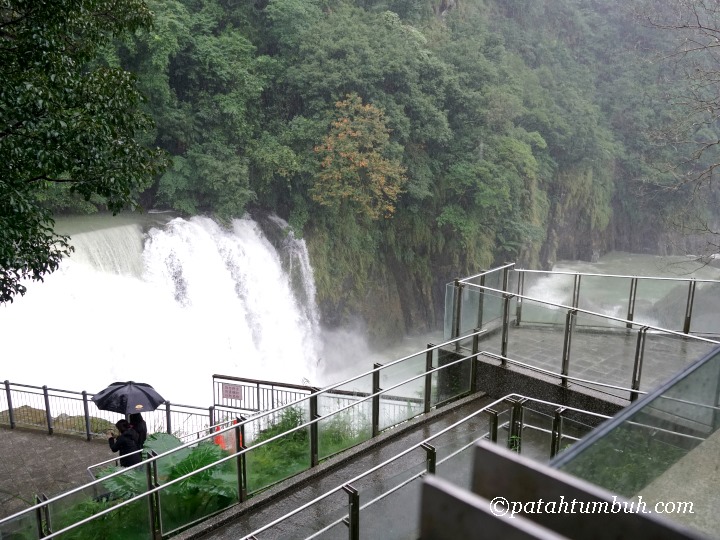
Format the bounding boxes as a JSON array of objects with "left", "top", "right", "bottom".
[{"left": 92, "top": 381, "right": 166, "bottom": 415}]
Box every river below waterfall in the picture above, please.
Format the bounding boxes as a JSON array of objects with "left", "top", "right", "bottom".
[{"left": 2, "top": 214, "right": 718, "bottom": 406}]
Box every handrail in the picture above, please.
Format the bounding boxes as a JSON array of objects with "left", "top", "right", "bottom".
[
  {"left": 458, "top": 262, "right": 516, "bottom": 283},
  {"left": 461, "top": 282, "right": 720, "bottom": 344},
  {"left": 0, "top": 330, "right": 486, "bottom": 528},
  {"left": 512, "top": 267, "right": 720, "bottom": 284},
  {"left": 238, "top": 393, "right": 609, "bottom": 540}
]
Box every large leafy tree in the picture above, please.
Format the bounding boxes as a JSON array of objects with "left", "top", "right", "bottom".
[
  {"left": 312, "top": 93, "right": 407, "bottom": 220},
  {"left": 0, "top": 0, "right": 167, "bottom": 303}
]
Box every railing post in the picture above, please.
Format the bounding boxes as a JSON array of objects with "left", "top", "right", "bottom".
[
  {"left": 550, "top": 408, "right": 565, "bottom": 458},
  {"left": 310, "top": 391, "right": 319, "bottom": 467},
  {"left": 571, "top": 274, "right": 581, "bottom": 308},
  {"left": 166, "top": 402, "right": 172, "bottom": 434},
  {"left": 34, "top": 494, "right": 45, "bottom": 537},
  {"left": 631, "top": 327, "right": 648, "bottom": 402},
  {"left": 452, "top": 278, "right": 463, "bottom": 348},
  {"left": 238, "top": 415, "right": 248, "bottom": 502},
  {"left": 476, "top": 275, "right": 486, "bottom": 329},
  {"left": 343, "top": 484, "right": 360, "bottom": 540},
  {"left": 372, "top": 363, "right": 382, "bottom": 437},
  {"left": 422, "top": 442, "right": 437, "bottom": 474},
  {"left": 42, "top": 385, "right": 53, "bottom": 435},
  {"left": 424, "top": 346, "right": 433, "bottom": 414},
  {"left": 487, "top": 409, "right": 498, "bottom": 443},
  {"left": 470, "top": 331, "right": 479, "bottom": 394},
  {"left": 500, "top": 294, "right": 512, "bottom": 362},
  {"left": 516, "top": 271, "right": 525, "bottom": 325},
  {"left": 683, "top": 279, "right": 696, "bottom": 334},
  {"left": 626, "top": 277, "right": 638, "bottom": 328},
  {"left": 82, "top": 391, "right": 91, "bottom": 441},
  {"left": 561, "top": 310, "right": 576, "bottom": 387},
  {"left": 508, "top": 398, "right": 526, "bottom": 453},
  {"left": 146, "top": 455, "right": 161, "bottom": 539},
  {"left": 208, "top": 405, "right": 215, "bottom": 434},
  {"left": 5, "top": 380, "right": 16, "bottom": 429}
]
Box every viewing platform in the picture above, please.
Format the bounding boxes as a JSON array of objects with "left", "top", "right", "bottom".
[{"left": 2, "top": 263, "right": 719, "bottom": 539}]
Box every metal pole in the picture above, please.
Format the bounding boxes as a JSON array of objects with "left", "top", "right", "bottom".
[
  {"left": 683, "top": 279, "right": 697, "bottom": 334},
  {"left": 343, "top": 485, "right": 360, "bottom": 540},
  {"left": 572, "top": 274, "right": 581, "bottom": 308},
  {"left": 310, "top": 392, "right": 319, "bottom": 467},
  {"left": 631, "top": 327, "right": 648, "bottom": 402},
  {"left": 239, "top": 416, "right": 248, "bottom": 501},
  {"left": 5, "top": 380, "right": 16, "bottom": 429},
  {"left": 34, "top": 494, "right": 45, "bottom": 537},
  {"left": 487, "top": 409, "right": 498, "bottom": 443},
  {"left": 453, "top": 279, "right": 464, "bottom": 352},
  {"left": 501, "top": 294, "right": 512, "bottom": 361},
  {"left": 234, "top": 422, "right": 245, "bottom": 502},
  {"left": 43, "top": 385, "right": 53, "bottom": 435},
  {"left": 146, "top": 457, "right": 161, "bottom": 539},
  {"left": 424, "top": 346, "right": 433, "bottom": 414},
  {"left": 372, "top": 363, "right": 382, "bottom": 437},
  {"left": 166, "top": 402, "right": 172, "bottom": 434},
  {"left": 207, "top": 405, "right": 214, "bottom": 434},
  {"left": 470, "top": 331, "right": 479, "bottom": 394},
  {"left": 516, "top": 272, "right": 525, "bottom": 325},
  {"left": 422, "top": 443, "right": 437, "bottom": 474},
  {"left": 508, "top": 399, "right": 526, "bottom": 453},
  {"left": 561, "top": 310, "right": 576, "bottom": 387},
  {"left": 82, "top": 391, "right": 91, "bottom": 441},
  {"left": 550, "top": 408, "right": 565, "bottom": 458},
  {"left": 626, "top": 277, "right": 638, "bottom": 329},
  {"left": 476, "top": 275, "right": 486, "bottom": 329}
]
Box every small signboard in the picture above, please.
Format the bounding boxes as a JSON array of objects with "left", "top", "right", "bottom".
[{"left": 222, "top": 383, "right": 244, "bottom": 401}]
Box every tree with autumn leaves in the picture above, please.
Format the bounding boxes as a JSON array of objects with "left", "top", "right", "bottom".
[{"left": 312, "top": 94, "right": 406, "bottom": 221}]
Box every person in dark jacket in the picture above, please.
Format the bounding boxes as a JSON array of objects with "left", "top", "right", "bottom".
[
  {"left": 107, "top": 419, "right": 141, "bottom": 467},
  {"left": 129, "top": 412, "right": 147, "bottom": 448}
]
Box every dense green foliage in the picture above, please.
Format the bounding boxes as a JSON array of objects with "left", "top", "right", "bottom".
[
  {"left": 13, "top": 0, "right": 720, "bottom": 328},
  {"left": 0, "top": 0, "right": 168, "bottom": 303}
]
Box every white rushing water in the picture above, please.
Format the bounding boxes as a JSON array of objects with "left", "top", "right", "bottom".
[{"left": 0, "top": 214, "right": 322, "bottom": 406}]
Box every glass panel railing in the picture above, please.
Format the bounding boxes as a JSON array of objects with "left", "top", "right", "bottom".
[
  {"left": 505, "top": 299, "right": 568, "bottom": 375},
  {"left": 639, "top": 332, "right": 717, "bottom": 393},
  {"left": 355, "top": 449, "right": 426, "bottom": 540},
  {"left": 690, "top": 281, "right": 720, "bottom": 335},
  {"left": 567, "top": 311, "right": 632, "bottom": 399},
  {"left": 520, "top": 272, "right": 576, "bottom": 311},
  {"left": 358, "top": 473, "right": 424, "bottom": 540},
  {"left": 318, "top": 400, "right": 372, "bottom": 461},
  {"left": 519, "top": 408, "right": 554, "bottom": 461},
  {"left": 318, "top": 375, "right": 372, "bottom": 460},
  {"left": 434, "top": 353, "right": 472, "bottom": 406},
  {"left": 380, "top": 352, "right": 426, "bottom": 428},
  {"left": 48, "top": 467, "right": 152, "bottom": 539},
  {"left": 0, "top": 511, "right": 40, "bottom": 539},
  {"left": 244, "top": 403, "right": 311, "bottom": 495},
  {"left": 556, "top": 348, "right": 720, "bottom": 537},
  {"left": 634, "top": 278, "right": 687, "bottom": 331},
  {"left": 576, "top": 275, "right": 631, "bottom": 320},
  {"left": 156, "top": 440, "right": 239, "bottom": 535}
]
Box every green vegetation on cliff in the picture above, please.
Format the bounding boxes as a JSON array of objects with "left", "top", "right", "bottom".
[{"left": 19, "top": 0, "right": 720, "bottom": 335}]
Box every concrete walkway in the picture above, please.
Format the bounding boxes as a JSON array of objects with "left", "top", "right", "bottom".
[{"left": 0, "top": 429, "right": 112, "bottom": 519}]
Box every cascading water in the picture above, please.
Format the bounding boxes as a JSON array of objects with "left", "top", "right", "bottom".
[{"left": 0, "top": 214, "right": 322, "bottom": 405}]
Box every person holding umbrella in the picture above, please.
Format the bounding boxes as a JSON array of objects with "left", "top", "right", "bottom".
[{"left": 107, "top": 419, "right": 142, "bottom": 467}]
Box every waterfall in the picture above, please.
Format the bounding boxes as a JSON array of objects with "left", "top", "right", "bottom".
[{"left": 0, "top": 214, "right": 322, "bottom": 405}]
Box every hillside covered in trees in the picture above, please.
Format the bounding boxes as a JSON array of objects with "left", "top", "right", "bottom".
[{"left": 26, "top": 0, "right": 720, "bottom": 340}]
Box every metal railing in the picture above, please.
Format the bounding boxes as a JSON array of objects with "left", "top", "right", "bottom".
[
  {"left": 0, "top": 380, "right": 214, "bottom": 440},
  {"left": 0, "top": 331, "right": 484, "bottom": 539},
  {"left": 446, "top": 265, "right": 720, "bottom": 402},
  {"left": 237, "top": 393, "right": 611, "bottom": 540}
]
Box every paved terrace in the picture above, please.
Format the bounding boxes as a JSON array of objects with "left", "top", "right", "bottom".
[{"left": 0, "top": 326, "right": 716, "bottom": 535}]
